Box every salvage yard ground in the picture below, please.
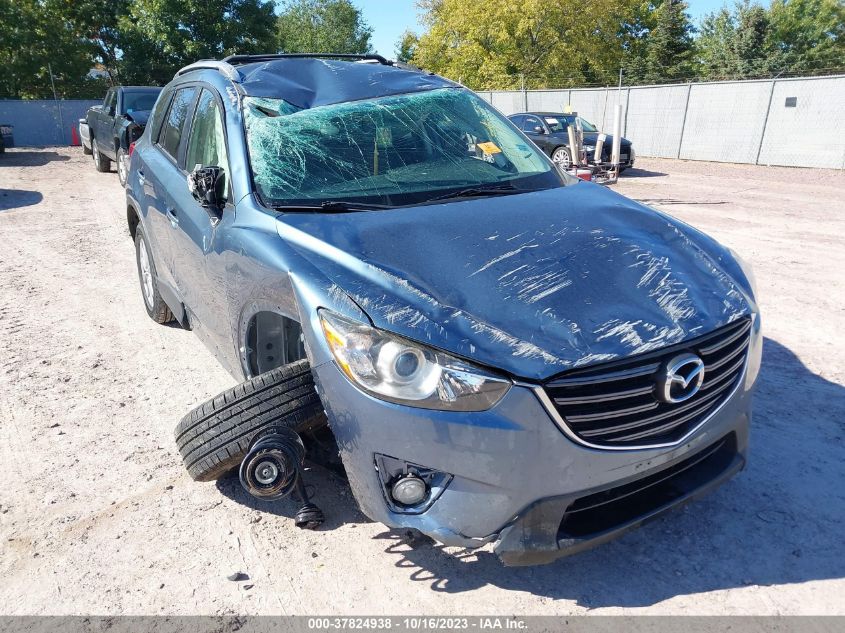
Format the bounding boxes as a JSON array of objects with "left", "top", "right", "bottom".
[{"left": 0, "top": 148, "right": 843, "bottom": 615}]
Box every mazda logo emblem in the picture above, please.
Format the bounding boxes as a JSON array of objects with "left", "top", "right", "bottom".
[{"left": 657, "top": 353, "right": 705, "bottom": 403}]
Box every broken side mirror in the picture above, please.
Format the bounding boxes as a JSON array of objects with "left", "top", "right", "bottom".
[{"left": 187, "top": 165, "right": 225, "bottom": 212}]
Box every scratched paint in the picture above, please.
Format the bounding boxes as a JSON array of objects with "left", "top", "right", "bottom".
[{"left": 279, "top": 179, "right": 752, "bottom": 381}]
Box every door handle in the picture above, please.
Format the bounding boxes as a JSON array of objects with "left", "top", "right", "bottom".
[
  {"left": 137, "top": 170, "right": 146, "bottom": 185},
  {"left": 166, "top": 207, "right": 179, "bottom": 226}
]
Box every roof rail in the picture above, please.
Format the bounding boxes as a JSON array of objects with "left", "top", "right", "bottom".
[
  {"left": 174, "top": 60, "right": 241, "bottom": 81},
  {"left": 222, "top": 53, "right": 393, "bottom": 66}
]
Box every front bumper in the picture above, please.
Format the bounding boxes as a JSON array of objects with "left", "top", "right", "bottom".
[{"left": 311, "top": 356, "right": 752, "bottom": 564}]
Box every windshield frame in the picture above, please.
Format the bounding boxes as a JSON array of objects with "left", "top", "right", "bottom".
[{"left": 243, "top": 87, "right": 573, "bottom": 212}]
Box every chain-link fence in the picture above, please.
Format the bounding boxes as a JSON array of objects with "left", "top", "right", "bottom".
[
  {"left": 478, "top": 74, "right": 845, "bottom": 169},
  {"left": 2, "top": 75, "right": 844, "bottom": 169}
]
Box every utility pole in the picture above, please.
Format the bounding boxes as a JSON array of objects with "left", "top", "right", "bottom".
[{"left": 48, "top": 63, "right": 65, "bottom": 145}]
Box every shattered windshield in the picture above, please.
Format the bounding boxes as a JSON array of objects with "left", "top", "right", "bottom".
[{"left": 244, "top": 88, "right": 566, "bottom": 209}]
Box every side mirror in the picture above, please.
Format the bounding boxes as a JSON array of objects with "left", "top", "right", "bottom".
[
  {"left": 533, "top": 125, "right": 545, "bottom": 134},
  {"left": 187, "top": 165, "right": 225, "bottom": 210}
]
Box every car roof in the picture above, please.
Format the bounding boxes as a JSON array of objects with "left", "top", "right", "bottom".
[
  {"left": 176, "top": 57, "right": 459, "bottom": 110},
  {"left": 119, "top": 86, "right": 163, "bottom": 92}
]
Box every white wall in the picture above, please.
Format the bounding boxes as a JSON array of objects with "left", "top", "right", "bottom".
[{"left": 481, "top": 75, "right": 845, "bottom": 169}]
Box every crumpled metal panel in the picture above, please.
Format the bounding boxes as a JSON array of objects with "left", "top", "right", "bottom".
[
  {"left": 236, "top": 58, "right": 457, "bottom": 109},
  {"left": 276, "top": 182, "right": 753, "bottom": 382}
]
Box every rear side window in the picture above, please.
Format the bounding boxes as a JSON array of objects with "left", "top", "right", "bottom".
[
  {"left": 158, "top": 87, "right": 197, "bottom": 160},
  {"left": 148, "top": 89, "right": 173, "bottom": 140}
]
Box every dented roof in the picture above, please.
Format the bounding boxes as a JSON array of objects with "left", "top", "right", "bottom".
[{"left": 233, "top": 58, "right": 459, "bottom": 109}]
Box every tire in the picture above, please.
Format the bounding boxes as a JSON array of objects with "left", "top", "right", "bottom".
[
  {"left": 175, "top": 360, "right": 327, "bottom": 482},
  {"left": 117, "top": 147, "right": 128, "bottom": 187},
  {"left": 551, "top": 146, "right": 572, "bottom": 169},
  {"left": 134, "top": 224, "right": 173, "bottom": 324},
  {"left": 92, "top": 138, "right": 111, "bottom": 172}
]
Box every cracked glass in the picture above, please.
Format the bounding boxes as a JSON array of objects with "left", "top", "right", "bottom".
[{"left": 244, "top": 88, "right": 566, "bottom": 208}]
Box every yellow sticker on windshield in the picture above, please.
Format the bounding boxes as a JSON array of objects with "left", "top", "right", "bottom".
[{"left": 477, "top": 141, "right": 502, "bottom": 154}]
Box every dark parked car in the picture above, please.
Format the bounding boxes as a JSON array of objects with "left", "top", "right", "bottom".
[
  {"left": 127, "top": 54, "right": 760, "bottom": 566},
  {"left": 508, "top": 111, "right": 635, "bottom": 171},
  {"left": 0, "top": 124, "right": 12, "bottom": 154},
  {"left": 80, "top": 86, "right": 162, "bottom": 186}
]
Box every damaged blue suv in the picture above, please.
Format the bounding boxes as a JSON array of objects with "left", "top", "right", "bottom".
[{"left": 126, "top": 54, "right": 761, "bottom": 566}]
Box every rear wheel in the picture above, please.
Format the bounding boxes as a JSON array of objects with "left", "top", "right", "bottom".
[
  {"left": 551, "top": 146, "right": 572, "bottom": 169},
  {"left": 134, "top": 225, "right": 173, "bottom": 324},
  {"left": 117, "top": 147, "right": 128, "bottom": 187},
  {"left": 92, "top": 138, "right": 111, "bottom": 173},
  {"left": 174, "top": 360, "right": 327, "bottom": 482}
]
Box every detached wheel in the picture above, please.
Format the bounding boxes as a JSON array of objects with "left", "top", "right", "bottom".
[
  {"left": 551, "top": 146, "right": 572, "bottom": 169},
  {"left": 174, "top": 360, "right": 327, "bottom": 482},
  {"left": 134, "top": 224, "right": 173, "bottom": 324},
  {"left": 117, "top": 147, "right": 128, "bottom": 186},
  {"left": 92, "top": 138, "right": 111, "bottom": 172}
]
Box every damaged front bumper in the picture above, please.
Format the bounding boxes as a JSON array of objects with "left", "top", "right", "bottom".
[{"left": 310, "top": 356, "right": 751, "bottom": 566}]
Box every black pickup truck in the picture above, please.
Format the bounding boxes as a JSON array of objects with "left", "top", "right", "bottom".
[{"left": 79, "top": 86, "right": 161, "bottom": 186}]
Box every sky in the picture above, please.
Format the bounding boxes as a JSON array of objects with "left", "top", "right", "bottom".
[{"left": 354, "top": 0, "right": 752, "bottom": 59}]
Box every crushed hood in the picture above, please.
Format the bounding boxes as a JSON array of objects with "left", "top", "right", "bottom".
[
  {"left": 125, "top": 110, "right": 150, "bottom": 126},
  {"left": 277, "top": 183, "right": 752, "bottom": 381}
]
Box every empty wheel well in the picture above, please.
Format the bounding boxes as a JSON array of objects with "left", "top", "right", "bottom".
[
  {"left": 127, "top": 205, "right": 140, "bottom": 239},
  {"left": 245, "top": 312, "right": 307, "bottom": 377}
]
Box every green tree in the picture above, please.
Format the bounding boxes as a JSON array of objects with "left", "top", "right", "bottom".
[
  {"left": 277, "top": 0, "right": 372, "bottom": 54},
  {"left": 395, "top": 30, "right": 419, "bottom": 63},
  {"left": 698, "top": 2, "right": 776, "bottom": 80},
  {"left": 412, "top": 0, "right": 639, "bottom": 89},
  {"left": 634, "top": 0, "right": 696, "bottom": 83},
  {"left": 698, "top": 7, "right": 738, "bottom": 78},
  {"left": 768, "top": 0, "right": 845, "bottom": 73},
  {"left": 119, "top": 0, "right": 278, "bottom": 85},
  {"left": 0, "top": 0, "right": 108, "bottom": 98}
]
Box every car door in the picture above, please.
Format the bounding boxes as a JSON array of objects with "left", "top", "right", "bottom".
[
  {"left": 167, "top": 87, "right": 234, "bottom": 357},
  {"left": 97, "top": 90, "right": 117, "bottom": 152},
  {"left": 92, "top": 89, "right": 111, "bottom": 148},
  {"left": 141, "top": 86, "right": 198, "bottom": 300},
  {"left": 521, "top": 115, "right": 553, "bottom": 154}
]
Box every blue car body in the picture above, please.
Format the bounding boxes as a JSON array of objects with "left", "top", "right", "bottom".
[{"left": 126, "top": 56, "right": 761, "bottom": 565}]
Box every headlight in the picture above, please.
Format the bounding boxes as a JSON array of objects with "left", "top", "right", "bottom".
[
  {"left": 727, "top": 247, "right": 757, "bottom": 294},
  {"left": 319, "top": 309, "right": 511, "bottom": 411}
]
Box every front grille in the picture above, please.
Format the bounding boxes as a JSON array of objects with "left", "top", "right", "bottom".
[{"left": 543, "top": 317, "right": 751, "bottom": 448}]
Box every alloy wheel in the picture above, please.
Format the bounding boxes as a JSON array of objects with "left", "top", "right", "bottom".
[{"left": 138, "top": 237, "right": 154, "bottom": 309}]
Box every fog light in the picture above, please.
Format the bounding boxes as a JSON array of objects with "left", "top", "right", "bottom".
[{"left": 391, "top": 475, "right": 428, "bottom": 506}]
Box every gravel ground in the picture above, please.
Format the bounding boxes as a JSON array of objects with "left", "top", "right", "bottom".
[{"left": 0, "top": 148, "right": 843, "bottom": 615}]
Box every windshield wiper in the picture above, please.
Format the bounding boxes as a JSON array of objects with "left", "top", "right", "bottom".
[
  {"left": 273, "top": 200, "right": 396, "bottom": 213},
  {"left": 427, "top": 184, "right": 523, "bottom": 203}
]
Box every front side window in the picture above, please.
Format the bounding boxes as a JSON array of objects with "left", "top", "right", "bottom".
[
  {"left": 244, "top": 87, "right": 567, "bottom": 208},
  {"left": 104, "top": 90, "right": 116, "bottom": 113},
  {"left": 186, "top": 89, "right": 230, "bottom": 200},
  {"left": 158, "top": 87, "right": 197, "bottom": 160},
  {"left": 522, "top": 116, "right": 542, "bottom": 132}
]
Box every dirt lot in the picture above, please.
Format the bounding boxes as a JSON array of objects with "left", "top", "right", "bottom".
[{"left": 0, "top": 148, "right": 843, "bottom": 615}]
